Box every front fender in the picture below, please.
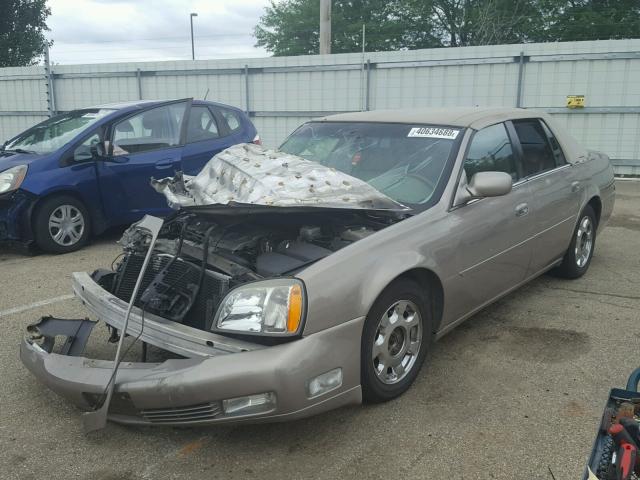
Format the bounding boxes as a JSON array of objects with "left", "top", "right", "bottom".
[{"left": 298, "top": 212, "right": 450, "bottom": 335}]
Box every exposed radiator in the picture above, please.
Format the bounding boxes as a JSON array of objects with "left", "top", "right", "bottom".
[{"left": 113, "top": 253, "right": 230, "bottom": 330}]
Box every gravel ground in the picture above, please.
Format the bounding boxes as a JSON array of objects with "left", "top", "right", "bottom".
[{"left": 0, "top": 180, "right": 638, "bottom": 480}]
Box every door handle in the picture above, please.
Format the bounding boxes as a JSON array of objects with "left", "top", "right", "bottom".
[
  {"left": 155, "top": 158, "right": 175, "bottom": 169},
  {"left": 571, "top": 181, "right": 581, "bottom": 193},
  {"left": 515, "top": 203, "right": 529, "bottom": 217}
]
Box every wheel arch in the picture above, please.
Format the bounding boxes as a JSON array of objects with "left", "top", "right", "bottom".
[{"left": 586, "top": 195, "right": 602, "bottom": 227}]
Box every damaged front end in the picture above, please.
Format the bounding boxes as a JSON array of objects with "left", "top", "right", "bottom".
[{"left": 21, "top": 145, "right": 410, "bottom": 428}]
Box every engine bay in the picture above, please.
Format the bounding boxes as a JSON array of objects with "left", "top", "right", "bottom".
[{"left": 95, "top": 208, "right": 404, "bottom": 335}]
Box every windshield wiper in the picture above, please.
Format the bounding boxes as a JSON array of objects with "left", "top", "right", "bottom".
[{"left": 1, "top": 148, "right": 37, "bottom": 154}]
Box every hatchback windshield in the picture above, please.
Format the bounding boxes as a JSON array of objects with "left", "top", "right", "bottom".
[
  {"left": 280, "top": 122, "right": 461, "bottom": 207},
  {"left": 4, "top": 109, "right": 114, "bottom": 154}
]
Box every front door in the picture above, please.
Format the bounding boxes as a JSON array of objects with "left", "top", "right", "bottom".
[
  {"left": 96, "top": 100, "right": 190, "bottom": 224},
  {"left": 446, "top": 122, "right": 535, "bottom": 323}
]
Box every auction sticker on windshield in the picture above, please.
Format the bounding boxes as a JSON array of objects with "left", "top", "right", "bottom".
[{"left": 407, "top": 127, "right": 459, "bottom": 139}]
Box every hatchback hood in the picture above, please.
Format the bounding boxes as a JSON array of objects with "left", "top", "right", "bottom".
[
  {"left": 152, "top": 143, "right": 409, "bottom": 212},
  {"left": 0, "top": 151, "right": 44, "bottom": 171}
]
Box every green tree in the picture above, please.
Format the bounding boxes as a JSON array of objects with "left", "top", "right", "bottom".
[
  {"left": 255, "top": 0, "right": 640, "bottom": 55},
  {"left": 547, "top": 0, "right": 640, "bottom": 41},
  {"left": 254, "top": 0, "right": 442, "bottom": 56},
  {"left": 0, "top": 0, "right": 51, "bottom": 67}
]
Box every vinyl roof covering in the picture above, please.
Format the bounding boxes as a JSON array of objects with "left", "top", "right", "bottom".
[{"left": 319, "top": 107, "right": 551, "bottom": 130}]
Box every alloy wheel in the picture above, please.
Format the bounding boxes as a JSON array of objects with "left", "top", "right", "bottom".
[
  {"left": 575, "top": 216, "right": 593, "bottom": 268},
  {"left": 371, "top": 300, "right": 423, "bottom": 385}
]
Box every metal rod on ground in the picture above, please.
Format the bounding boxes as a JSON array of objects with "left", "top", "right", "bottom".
[
  {"left": 319, "top": 0, "right": 331, "bottom": 55},
  {"left": 82, "top": 215, "right": 164, "bottom": 433},
  {"left": 190, "top": 13, "right": 198, "bottom": 60}
]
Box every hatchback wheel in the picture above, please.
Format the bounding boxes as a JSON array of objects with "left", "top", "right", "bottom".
[
  {"left": 361, "top": 279, "right": 433, "bottom": 403},
  {"left": 33, "top": 195, "right": 90, "bottom": 254},
  {"left": 552, "top": 205, "right": 596, "bottom": 279}
]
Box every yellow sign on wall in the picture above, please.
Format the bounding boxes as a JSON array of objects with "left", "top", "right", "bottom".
[{"left": 566, "top": 95, "right": 585, "bottom": 109}]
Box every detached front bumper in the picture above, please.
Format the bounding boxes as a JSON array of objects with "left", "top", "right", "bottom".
[{"left": 20, "top": 274, "right": 364, "bottom": 426}]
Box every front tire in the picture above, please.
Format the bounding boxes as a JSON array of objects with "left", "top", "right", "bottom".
[
  {"left": 552, "top": 205, "right": 596, "bottom": 279},
  {"left": 33, "top": 195, "right": 90, "bottom": 254},
  {"left": 361, "top": 279, "right": 433, "bottom": 403}
]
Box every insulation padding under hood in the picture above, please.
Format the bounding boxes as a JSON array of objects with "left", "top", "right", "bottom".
[{"left": 151, "top": 143, "right": 409, "bottom": 211}]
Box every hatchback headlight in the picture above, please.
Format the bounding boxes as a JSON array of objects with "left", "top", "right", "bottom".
[
  {"left": 213, "top": 279, "right": 305, "bottom": 336},
  {"left": 0, "top": 165, "right": 28, "bottom": 194}
]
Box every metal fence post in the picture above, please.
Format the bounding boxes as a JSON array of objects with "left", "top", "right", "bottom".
[
  {"left": 44, "top": 44, "right": 56, "bottom": 116},
  {"left": 136, "top": 68, "right": 143, "bottom": 100},
  {"left": 516, "top": 51, "right": 525, "bottom": 108},
  {"left": 365, "top": 59, "right": 371, "bottom": 111},
  {"left": 244, "top": 64, "right": 250, "bottom": 115}
]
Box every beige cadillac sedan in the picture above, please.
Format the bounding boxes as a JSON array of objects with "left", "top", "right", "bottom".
[{"left": 21, "top": 108, "right": 615, "bottom": 429}]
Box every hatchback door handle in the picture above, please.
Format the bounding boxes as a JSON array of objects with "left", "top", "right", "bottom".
[
  {"left": 515, "top": 203, "right": 529, "bottom": 217},
  {"left": 571, "top": 181, "right": 581, "bottom": 193}
]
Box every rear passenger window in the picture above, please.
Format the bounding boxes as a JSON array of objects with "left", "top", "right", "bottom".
[
  {"left": 540, "top": 120, "right": 567, "bottom": 166},
  {"left": 464, "top": 123, "right": 519, "bottom": 182},
  {"left": 186, "top": 106, "right": 219, "bottom": 143},
  {"left": 220, "top": 108, "right": 242, "bottom": 132},
  {"left": 512, "top": 119, "right": 557, "bottom": 176}
]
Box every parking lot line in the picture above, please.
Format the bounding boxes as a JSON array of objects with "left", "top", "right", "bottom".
[{"left": 0, "top": 294, "right": 75, "bottom": 318}]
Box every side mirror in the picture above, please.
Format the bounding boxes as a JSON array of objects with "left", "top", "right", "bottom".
[
  {"left": 467, "top": 171, "right": 513, "bottom": 199},
  {"left": 90, "top": 142, "right": 106, "bottom": 159}
]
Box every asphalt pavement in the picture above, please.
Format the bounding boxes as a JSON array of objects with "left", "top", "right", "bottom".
[{"left": 1, "top": 180, "right": 639, "bottom": 480}]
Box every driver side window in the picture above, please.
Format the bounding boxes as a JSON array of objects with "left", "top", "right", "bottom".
[
  {"left": 112, "top": 102, "right": 186, "bottom": 156},
  {"left": 464, "top": 123, "right": 519, "bottom": 182}
]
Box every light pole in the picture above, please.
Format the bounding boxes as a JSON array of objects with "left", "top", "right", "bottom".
[{"left": 190, "top": 12, "right": 198, "bottom": 60}]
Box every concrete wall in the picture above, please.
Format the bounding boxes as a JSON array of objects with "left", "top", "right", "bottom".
[{"left": 1, "top": 39, "right": 639, "bottom": 173}]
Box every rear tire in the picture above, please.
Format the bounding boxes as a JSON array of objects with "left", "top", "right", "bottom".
[
  {"left": 552, "top": 205, "right": 596, "bottom": 279},
  {"left": 361, "top": 278, "right": 433, "bottom": 403},
  {"left": 33, "top": 195, "right": 90, "bottom": 254}
]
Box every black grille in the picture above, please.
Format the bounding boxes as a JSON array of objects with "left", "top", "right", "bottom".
[
  {"left": 140, "top": 402, "right": 222, "bottom": 424},
  {"left": 113, "top": 253, "right": 230, "bottom": 329}
]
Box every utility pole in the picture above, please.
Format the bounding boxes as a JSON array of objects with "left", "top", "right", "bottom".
[
  {"left": 190, "top": 12, "right": 198, "bottom": 60},
  {"left": 319, "top": 0, "right": 331, "bottom": 55}
]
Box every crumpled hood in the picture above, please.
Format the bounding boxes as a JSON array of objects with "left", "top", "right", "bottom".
[{"left": 152, "top": 143, "right": 409, "bottom": 211}]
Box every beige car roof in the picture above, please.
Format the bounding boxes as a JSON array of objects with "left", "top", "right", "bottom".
[{"left": 319, "top": 107, "right": 552, "bottom": 130}]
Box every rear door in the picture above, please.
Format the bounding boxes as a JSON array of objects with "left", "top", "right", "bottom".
[
  {"left": 446, "top": 123, "right": 535, "bottom": 322},
  {"left": 509, "top": 118, "right": 581, "bottom": 274},
  {"left": 180, "top": 105, "right": 248, "bottom": 176},
  {"left": 96, "top": 100, "right": 190, "bottom": 223}
]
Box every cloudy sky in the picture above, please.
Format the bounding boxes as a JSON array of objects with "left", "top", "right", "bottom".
[{"left": 47, "top": 0, "right": 272, "bottom": 64}]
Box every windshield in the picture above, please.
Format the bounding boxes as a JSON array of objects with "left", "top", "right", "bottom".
[
  {"left": 4, "top": 109, "right": 114, "bottom": 154},
  {"left": 280, "top": 122, "right": 461, "bottom": 207}
]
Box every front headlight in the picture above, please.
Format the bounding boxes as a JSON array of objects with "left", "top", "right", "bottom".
[
  {"left": 0, "top": 165, "right": 28, "bottom": 194},
  {"left": 213, "top": 279, "right": 305, "bottom": 336}
]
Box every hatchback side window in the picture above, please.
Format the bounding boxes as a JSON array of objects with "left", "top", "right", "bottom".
[
  {"left": 512, "top": 119, "right": 557, "bottom": 176},
  {"left": 112, "top": 102, "right": 185, "bottom": 156},
  {"left": 219, "top": 108, "right": 242, "bottom": 133},
  {"left": 186, "top": 106, "right": 219, "bottom": 143},
  {"left": 464, "top": 123, "right": 519, "bottom": 182}
]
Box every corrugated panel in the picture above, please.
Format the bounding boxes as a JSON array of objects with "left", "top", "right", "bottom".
[{"left": 0, "top": 39, "right": 638, "bottom": 172}]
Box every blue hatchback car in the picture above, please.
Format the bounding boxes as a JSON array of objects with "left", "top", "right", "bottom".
[{"left": 0, "top": 99, "right": 259, "bottom": 253}]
